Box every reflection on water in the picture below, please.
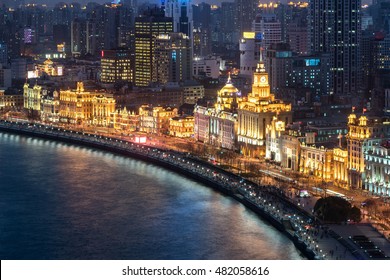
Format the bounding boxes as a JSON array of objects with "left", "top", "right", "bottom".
[{"left": 0, "top": 133, "right": 304, "bottom": 260}]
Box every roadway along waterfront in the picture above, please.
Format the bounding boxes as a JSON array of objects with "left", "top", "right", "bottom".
[{"left": 0, "top": 120, "right": 368, "bottom": 259}]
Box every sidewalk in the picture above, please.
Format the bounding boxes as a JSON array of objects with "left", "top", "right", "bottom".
[
  {"left": 330, "top": 224, "right": 390, "bottom": 259},
  {"left": 289, "top": 193, "right": 390, "bottom": 259}
]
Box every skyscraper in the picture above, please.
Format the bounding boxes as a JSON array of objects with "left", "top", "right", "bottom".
[
  {"left": 239, "top": 32, "right": 262, "bottom": 78},
  {"left": 163, "top": 0, "right": 193, "bottom": 39},
  {"left": 252, "top": 13, "right": 282, "bottom": 49},
  {"left": 220, "top": 2, "right": 239, "bottom": 45},
  {"left": 310, "top": 0, "right": 362, "bottom": 99},
  {"left": 121, "top": 0, "right": 137, "bottom": 13},
  {"left": 154, "top": 33, "right": 191, "bottom": 84},
  {"left": 0, "top": 43, "right": 8, "bottom": 65},
  {"left": 235, "top": 0, "right": 258, "bottom": 34},
  {"left": 265, "top": 43, "right": 292, "bottom": 94},
  {"left": 134, "top": 7, "right": 173, "bottom": 87},
  {"left": 101, "top": 49, "right": 133, "bottom": 84},
  {"left": 71, "top": 18, "right": 87, "bottom": 57},
  {"left": 192, "top": 2, "right": 211, "bottom": 57}
]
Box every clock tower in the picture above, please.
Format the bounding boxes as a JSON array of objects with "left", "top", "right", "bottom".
[
  {"left": 250, "top": 50, "right": 271, "bottom": 101},
  {"left": 237, "top": 47, "right": 292, "bottom": 157}
]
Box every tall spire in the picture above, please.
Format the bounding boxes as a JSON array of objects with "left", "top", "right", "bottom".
[
  {"left": 259, "top": 46, "right": 263, "bottom": 63},
  {"left": 256, "top": 47, "right": 265, "bottom": 73},
  {"left": 227, "top": 72, "right": 232, "bottom": 84}
]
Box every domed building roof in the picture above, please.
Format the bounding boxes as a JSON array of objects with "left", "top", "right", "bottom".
[
  {"left": 218, "top": 74, "right": 239, "bottom": 98},
  {"left": 216, "top": 73, "right": 239, "bottom": 112}
]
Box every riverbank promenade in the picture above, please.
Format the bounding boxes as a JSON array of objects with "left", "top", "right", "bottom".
[
  {"left": 289, "top": 194, "right": 390, "bottom": 259},
  {"left": 1, "top": 120, "right": 390, "bottom": 260}
]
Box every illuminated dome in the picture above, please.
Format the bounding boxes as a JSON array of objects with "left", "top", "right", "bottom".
[
  {"left": 218, "top": 74, "right": 239, "bottom": 98},
  {"left": 216, "top": 74, "right": 239, "bottom": 112}
]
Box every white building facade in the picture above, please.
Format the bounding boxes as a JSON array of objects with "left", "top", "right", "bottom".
[{"left": 364, "top": 142, "right": 390, "bottom": 196}]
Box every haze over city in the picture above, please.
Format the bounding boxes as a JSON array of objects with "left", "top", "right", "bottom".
[
  {"left": 5, "top": 0, "right": 300, "bottom": 7},
  {"left": 2, "top": 0, "right": 374, "bottom": 8}
]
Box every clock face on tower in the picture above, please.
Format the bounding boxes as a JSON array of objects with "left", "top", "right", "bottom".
[{"left": 260, "top": 76, "right": 266, "bottom": 83}]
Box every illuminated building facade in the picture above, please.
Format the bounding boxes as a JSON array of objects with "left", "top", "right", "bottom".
[
  {"left": 139, "top": 105, "right": 178, "bottom": 135},
  {"left": 34, "top": 59, "right": 64, "bottom": 77},
  {"left": 347, "top": 114, "right": 390, "bottom": 190},
  {"left": 265, "top": 116, "right": 285, "bottom": 163},
  {"left": 0, "top": 91, "right": 24, "bottom": 111},
  {"left": 169, "top": 115, "right": 194, "bottom": 138},
  {"left": 57, "top": 43, "right": 66, "bottom": 53},
  {"left": 153, "top": 33, "right": 192, "bottom": 84},
  {"left": 300, "top": 143, "right": 333, "bottom": 182},
  {"left": 59, "top": 82, "right": 115, "bottom": 126},
  {"left": 59, "top": 82, "right": 94, "bottom": 124},
  {"left": 23, "top": 83, "right": 42, "bottom": 112},
  {"left": 134, "top": 8, "right": 173, "bottom": 87},
  {"left": 100, "top": 49, "right": 133, "bottom": 84},
  {"left": 280, "top": 131, "right": 305, "bottom": 172},
  {"left": 110, "top": 107, "right": 139, "bottom": 132},
  {"left": 92, "top": 94, "right": 116, "bottom": 126},
  {"left": 210, "top": 110, "right": 237, "bottom": 150},
  {"left": 333, "top": 147, "right": 348, "bottom": 188},
  {"left": 40, "top": 90, "right": 60, "bottom": 123},
  {"left": 237, "top": 54, "right": 292, "bottom": 157},
  {"left": 194, "top": 105, "right": 211, "bottom": 143},
  {"left": 215, "top": 74, "right": 239, "bottom": 112},
  {"left": 364, "top": 142, "right": 390, "bottom": 196},
  {"left": 194, "top": 76, "right": 239, "bottom": 150}
]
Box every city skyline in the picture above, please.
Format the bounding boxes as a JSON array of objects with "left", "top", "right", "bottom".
[
  {"left": 0, "top": 0, "right": 389, "bottom": 264},
  {"left": 5, "top": 0, "right": 305, "bottom": 7},
  {"left": 2, "top": 0, "right": 375, "bottom": 8}
]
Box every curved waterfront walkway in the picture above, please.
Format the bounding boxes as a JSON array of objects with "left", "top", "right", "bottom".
[{"left": 0, "top": 120, "right": 363, "bottom": 260}]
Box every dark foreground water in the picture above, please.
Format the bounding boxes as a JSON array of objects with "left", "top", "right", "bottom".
[{"left": 0, "top": 132, "right": 304, "bottom": 260}]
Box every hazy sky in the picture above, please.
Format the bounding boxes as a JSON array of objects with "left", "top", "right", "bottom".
[
  {"left": 7, "top": 0, "right": 373, "bottom": 7},
  {"left": 13, "top": 0, "right": 296, "bottom": 7}
]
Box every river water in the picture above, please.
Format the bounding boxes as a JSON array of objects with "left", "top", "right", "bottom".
[{"left": 0, "top": 132, "right": 304, "bottom": 260}]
